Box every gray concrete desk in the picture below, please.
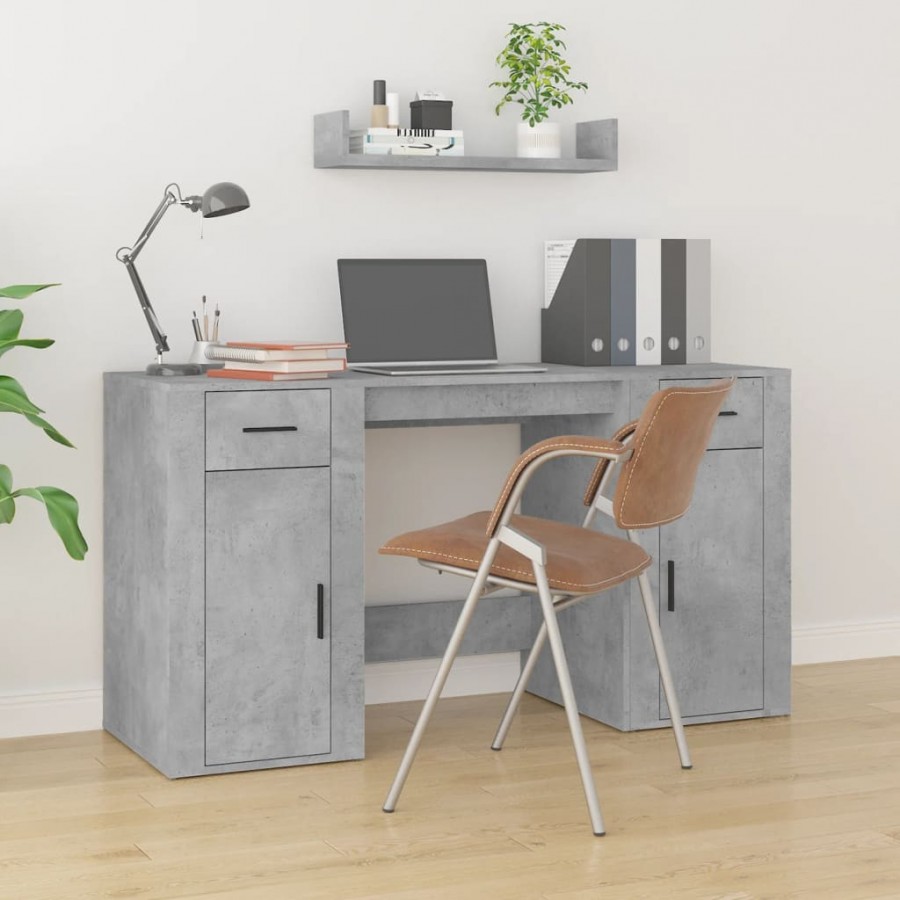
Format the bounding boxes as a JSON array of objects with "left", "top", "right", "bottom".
[{"left": 104, "top": 363, "right": 790, "bottom": 777}]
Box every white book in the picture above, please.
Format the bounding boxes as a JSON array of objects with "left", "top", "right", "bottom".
[
  {"left": 635, "top": 239, "right": 662, "bottom": 365},
  {"left": 223, "top": 358, "right": 346, "bottom": 374},
  {"left": 350, "top": 137, "right": 465, "bottom": 148},
  {"left": 353, "top": 141, "right": 465, "bottom": 157},
  {"left": 206, "top": 345, "right": 347, "bottom": 363}
]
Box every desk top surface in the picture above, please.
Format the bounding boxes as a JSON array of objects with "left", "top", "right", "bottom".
[{"left": 105, "top": 362, "right": 789, "bottom": 393}]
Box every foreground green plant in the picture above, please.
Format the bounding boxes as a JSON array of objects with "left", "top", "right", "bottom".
[
  {"left": 0, "top": 284, "right": 87, "bottom": 559},
  {"left": 490, "top": 22, "right": 589, "bottom": 126}
]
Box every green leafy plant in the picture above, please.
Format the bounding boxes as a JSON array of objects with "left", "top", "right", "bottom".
[
  {"left": 490, "top": 22, "right": 589, "bottom": 126},
  {"left": 0, "top": 283, "right": 87, "bottom": 560}
]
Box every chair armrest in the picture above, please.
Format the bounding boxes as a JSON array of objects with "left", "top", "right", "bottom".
[
  {"left": 582, "top": 420, "right": 639, "bottom": 507},
  {"left": 486, "top": 435, "right": 628, "bottom": 536}
]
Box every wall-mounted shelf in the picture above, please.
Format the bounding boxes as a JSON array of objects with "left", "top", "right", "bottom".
[{"left": 314, "top": 110, "right": 617, "bottom": 173}]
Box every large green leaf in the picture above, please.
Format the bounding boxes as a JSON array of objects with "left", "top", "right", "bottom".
[
  {"left": 0, "top": 374, "right": 45, "bottom": 415},
  {"left": 24, "top": 413, "right": 74, "bottom": 448},
  {"left": 0, "top": 284, "right": 60, "bottom": 300},
  {"left": 0, "top": 309, "right": 23, "bottom": 341},
  {"left": 0, "top": 338, "right": 55, "bottom": 359},
  {"left": 11, "top": 486, "right": 88, "bottom": 560},
  {"left": 0, "top": 309, "right": 54, "bottom": 358},
  {"left": 0, "top": 376, "right": 72, "bottom": 443},
  {"left": 0, "top": 464, "right": 14, "bottom": 525}
]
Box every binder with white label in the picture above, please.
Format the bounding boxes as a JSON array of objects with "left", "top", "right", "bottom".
[{"left": 541, "top": 239, "right": 611, "bottom": 366}]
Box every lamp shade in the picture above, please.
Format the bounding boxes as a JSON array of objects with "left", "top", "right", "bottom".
[{"left": 201, "top": 182, "right": 250, "bottom": 218}]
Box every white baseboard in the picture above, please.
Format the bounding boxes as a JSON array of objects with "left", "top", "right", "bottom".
[
  {"left": 364, "top": 652, "right": 521, "bottom": 705},
  {"left": 792, "top": 620, "right": 900, "bottom": 665},
  {"left": 0, "top": 689, "right": 102, "bottom": 739},
  {"left": 4, "top": 628, "right": 899, "bottom": 740}
]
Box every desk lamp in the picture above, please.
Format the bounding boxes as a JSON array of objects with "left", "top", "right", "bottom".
[{"left": 116, "top": 182, "right": 250, "bottom": 375}]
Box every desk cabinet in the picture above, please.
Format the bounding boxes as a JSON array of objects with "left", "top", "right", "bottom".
[
  {"left": 203, "top": 389, "right": 333, "bottom": 764},
  {"left": 656, "top": 377, "right": 765, "bottom": 721},
  {"left": 104, "top": 379, "right": 363, "bottom": 778},
  {"left": 523, "top": 371, "right": 790, "bottom": 731}
]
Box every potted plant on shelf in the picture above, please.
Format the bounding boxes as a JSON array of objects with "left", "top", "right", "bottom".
[
  {"left": 490, "top": 21, "right": 589, "bottom": 159},
  {"left": 0, "top": 283, "right": 87, "bottom": 560}
]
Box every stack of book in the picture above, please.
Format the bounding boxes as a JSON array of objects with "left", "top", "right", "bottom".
[
  {"left": 205, "top": 341, "right": 348, "bottom": 381},
  {"left": 349, "top": 127, "right": 465, "bottom": 157}
]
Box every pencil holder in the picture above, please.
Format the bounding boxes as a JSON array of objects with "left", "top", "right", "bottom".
[{"left": 187, "top": 341, "right": 224, "bottom": 368}]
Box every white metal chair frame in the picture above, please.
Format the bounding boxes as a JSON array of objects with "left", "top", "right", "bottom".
[{"left": 382, "top": 435, "right": 692, "bottom": 837}]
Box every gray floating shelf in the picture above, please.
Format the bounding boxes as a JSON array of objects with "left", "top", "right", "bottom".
[{"left": 314, "top": 110, "right": 617, "bottom": 173}]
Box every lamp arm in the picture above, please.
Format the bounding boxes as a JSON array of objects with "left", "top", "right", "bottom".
[
  {"left": 122, "top": 257, "right": 169, "bottom": 357},
  {"left": 125, "top": 195, "right": 173, "bottom": 263},
  {"left": 115, "top": 184, "right": 195, "bottom": 360}
]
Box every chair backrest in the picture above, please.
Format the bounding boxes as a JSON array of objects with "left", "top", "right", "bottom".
[{"left": 612, "top": 379, "right": 733, "bottom": 530}]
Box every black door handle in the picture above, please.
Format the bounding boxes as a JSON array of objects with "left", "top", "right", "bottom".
[
  {"left": 718, "top": 410, "right": 738, "bottom": 417},
  {"left": 242, "top": 425, "right": 298, "bottom": 433},
  {"left": 317, "top": 583, "right": 325, "bottom": 639},
  {"left": 667, "top": 560, "right": 675, "bottom": 612}
]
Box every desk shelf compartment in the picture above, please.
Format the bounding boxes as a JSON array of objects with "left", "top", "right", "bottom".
[{"left": 314, "top": 110, "right": 617, "bottom": 174}]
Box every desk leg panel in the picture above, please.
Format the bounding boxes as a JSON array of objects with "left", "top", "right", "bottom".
[
  {"left": 104, "top": 379, "right": 174, "bottom": 768},
  {"left": 104, "top": 382, "right": 207, "bottom": 776},
  {"left": 763, "top": 371, "right": 791, "bottom": 716},
  {"left": 330, "top": 386, "right": 366, "bottom": 760}
]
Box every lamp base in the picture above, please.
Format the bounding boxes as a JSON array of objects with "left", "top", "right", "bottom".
[{"left": 146, "top": 362, "right": 204, "bottom": 377}]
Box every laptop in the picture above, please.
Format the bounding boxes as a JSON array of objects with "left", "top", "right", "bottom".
[{"left": 337, "top": 258, "right": 547, "bottom": 375}]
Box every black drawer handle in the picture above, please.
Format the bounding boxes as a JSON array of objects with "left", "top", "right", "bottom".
[
  {"left": 718, "top": 410, "right": 738, "bottom": 417},
  {"left": 242, "top": 426, "right": 298, "bottom": 433},
  {"left": 317, "top": 583, "right": 325, "bottom": 639},
  {"left": 667, "top": 560, "right": 675, "bottom": 612}
]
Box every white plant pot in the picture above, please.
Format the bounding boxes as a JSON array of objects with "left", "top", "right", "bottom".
[{"left": 517, "top": 121, "right": 561, "bottom": 159}]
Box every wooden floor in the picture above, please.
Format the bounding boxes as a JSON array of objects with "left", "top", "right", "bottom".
[{"left": 2, "top": 659, "right": 900, "bottom": 899}]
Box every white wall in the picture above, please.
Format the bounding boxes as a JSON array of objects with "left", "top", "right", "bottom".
[{"left": 2, "top": 0, "right": 899, "bottom": 734}]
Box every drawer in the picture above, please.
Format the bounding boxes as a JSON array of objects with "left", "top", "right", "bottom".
[
  {"left": 659, "top": 377, "right": 762, "bottom": 449},
  {"left": 206, "top": 390, "right": 330, "bottom": 471}
]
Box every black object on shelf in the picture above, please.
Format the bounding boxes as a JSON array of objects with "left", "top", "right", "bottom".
[
  {"left": 373, "top": 80, "right": 386, "bottom": 104},
  {"left": 410, "top": 100, "right": 453, "bottom": 130}
]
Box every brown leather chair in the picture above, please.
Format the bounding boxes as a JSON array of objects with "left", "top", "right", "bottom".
[{"left": 380, "top": 378, "right": 734, "bottom": 835}]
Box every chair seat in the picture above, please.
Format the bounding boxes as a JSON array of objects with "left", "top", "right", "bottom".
[{"left": 380, "top": 511, "right": 652, "bottom": 595}]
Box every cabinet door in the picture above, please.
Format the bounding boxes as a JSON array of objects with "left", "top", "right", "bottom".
[
  {"left": 205, "top": 467, "right": 331, "bottom": 765},
  {"left": 658, "top": 448, "right": 764, "bottom": 719}
]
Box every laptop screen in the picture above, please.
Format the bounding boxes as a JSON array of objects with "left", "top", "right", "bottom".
[{"left": 338, "top": 259, "right": 498, "bottom": 364}]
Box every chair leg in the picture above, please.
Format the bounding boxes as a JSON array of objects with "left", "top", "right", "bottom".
[
  {"left": 637, "top": 570, "right": 692, "bottom": 769},
  {"left": 383, "top": 541, "right": 499, "bottom": 813},
  {"left": 491, "top": 619, "right": 548, "bottom": 750},
  {"left": 534, "top": 565, "right": 606, "bottom": 836}
]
